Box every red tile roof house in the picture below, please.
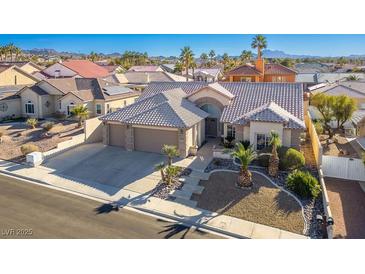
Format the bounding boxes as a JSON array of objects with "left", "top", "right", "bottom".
[
  {"left": 40, "top": 60, "right": 111, "bottom": 79},
  {"left": 99, "top": 81, "right": 305, "bottom": 157}
]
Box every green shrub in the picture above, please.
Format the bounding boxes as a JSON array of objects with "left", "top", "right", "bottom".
[
  {"left": 42, "top": 121, "right": 54, "bottom": 132},
  {"left": 286, "top": 170, "right": 321, "bottom": 199},
  {"left": 282, "top": 148, "right": 305, "bottom": 170},
  {"left": 257, "top": 146, "right": 289, "bottom": 169},
  {"left": 20, "top": 144, "right": 39, "bottom": 155},
  {"left": 26, "top": 118, "right": 38, "bottom": 129}
]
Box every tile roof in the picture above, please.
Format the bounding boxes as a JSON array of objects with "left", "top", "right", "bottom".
[
  {"left": 100, "top": 88, "right": 208, "bottom": 128},
  {"left": 226, "top": 65, "right": 262, "bottom": 76},
  {"left": 120, "top": 71, "right": 187, "bottom": 84},
  {"left": 61, "top": 60, "right": 110, "bottom": 78},
  {"left": 128, "top": 65, "right": 163, "bottom": 72},
  {"left": 264, "top": 63, "right": 297, "bottom": 75},
  {"left": 139, "top": 82, "right": 304, "bottom": 129},
  {"left": 312, "top": 81, "right": 365, "bottom": 98},
  {"left": 232, "top": 101, "right": 305, "bottom": 129},
  {"left": 188, "top": 68, "right": 222, "bottom": 78}
]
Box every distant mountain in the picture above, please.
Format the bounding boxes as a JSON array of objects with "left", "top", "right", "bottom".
[{"left": 261, "top": 49, "right": 321, "bottom": 59}]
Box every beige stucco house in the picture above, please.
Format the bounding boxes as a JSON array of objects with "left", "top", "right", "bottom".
[
  {"left": 0, "top": 64, "right": 40, "bottom": 86},
  {"left": 100, "top": 82, "right": 305, "bottom": 157},
  {"left": 0, "top": 78, "right": 140, "bottom": 121}
]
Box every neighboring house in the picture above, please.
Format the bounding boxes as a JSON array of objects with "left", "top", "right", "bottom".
[
  {"left": 0, "top": 85, "right": 26, "bottom": 120},
  {"left": 41, "top": 60, "right": 110, "bottom": 78},
  {"left": 226, "top": 57, "right": 296, "bottom": 83},
  {"left": 128, "top": 65, "right": 163, "bottom": 72},
  {"left": 296, "top": 72, "right": 365, "bottom": 86},
  {"left": 98, "top": 64, "right": 124, "bottom": 74},
  {"left": 0, "top": 61, "right": 44, "bottom": 75},
  {"left": 0, "top": 78, "right": 140, "bottom": 120},
  {"left": 99, "top": 82, "right": 305, "bottom": 157},
  {"left": 0, "top": 64, "right": 40, "bottom": 86},
  {"left": 294, "top": 62, "right": 332, "bottom": 74},
  {"left": 183, "top": 68, "right": 223, "bottom": 82},
  {"left": 161, "top": 64, "right": 176, "bottom": 73}
]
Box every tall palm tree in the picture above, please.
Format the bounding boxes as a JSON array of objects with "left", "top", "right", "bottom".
[
  {"left": 268, "top": 131, "right": 281, "bottom": 177},
  {"left": 208, "top": 49, "right": 216, "bottom": 63},
  {"left": 7, "top": 43, "right": 16, "bottom": 62},
  {"left": 190, "top": 60, "right": 197, "bottom": 77},
  {"left": 222, "top": 53, "right": 231, "bottom": 72},
  {"left": 71, "top": 105, "right": 89, "bottom": 127},
  {"left": 179, "top": 46, "right": 194, "bottom": 81},
  {"left": 240, "top": 50, "right": 253, "bottom": 63},
  {"left": 200, "top": 53, "right": 208, "bottom": 67},
  {"left": 161, "top": 144, "right": 180, "bottom": 166},
  {"left": 0, "top": 46, "right": 6, "bottom": 61},
  {"left": 231, "top": 143, "right": 257, "bottom": 187},
  {"left": 251, "top": 35, "right": 267, "bottom": 59},
  {"left": 14, "top": 47, "right": 22, "bottom": 61}
]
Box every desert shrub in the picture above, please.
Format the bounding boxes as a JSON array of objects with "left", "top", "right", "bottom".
[
  {"left": 286, "top": 170, "right": 321, "bottom": 199},
  {"left": 240, "top": 140, "right": 250, "bottom": 149},
  {"left": 42, "top": 121, "right": 54, "bottom": 132},
  {"left": 26, "top": 118, "right": 38, "bottom": 129},
  {"left": 314, "top": 121, "right": 324, "bottom": 134},
  {"left": 20, "top": 144, "right": 39, "bottom": 155},
  {"left": 282, "top": 148, "right": 305, "bottom": 170},
  {"left": 164, "top": 165, "right": 180, "bottom": 184}
]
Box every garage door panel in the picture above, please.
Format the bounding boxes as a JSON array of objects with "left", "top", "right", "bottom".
[
  {"left": 109, "top": 124, "right": 125, "bottom": 147},
  {"left": 134, "top": 127, "right": 178, "bottom": 153}
]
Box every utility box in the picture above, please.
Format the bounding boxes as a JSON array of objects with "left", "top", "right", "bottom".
[{"left": 26, "top": 152, "right": 44, "bottom": 167}]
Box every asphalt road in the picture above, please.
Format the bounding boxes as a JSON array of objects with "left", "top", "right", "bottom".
[{"left": 0, "top": 175, "right": 223, "bottom": 239}]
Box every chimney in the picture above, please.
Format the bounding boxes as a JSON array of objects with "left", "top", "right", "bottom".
[{"left": 255, "top": 57, "right": 265, "bottom": 74}]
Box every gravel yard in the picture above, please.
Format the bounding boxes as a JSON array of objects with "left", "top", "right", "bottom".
[
  {"left": 192, "top": 171, "right": 305, "bottom": 235},
  {"left": 0, "top": 120, "right": 82, "bottom": 162}
]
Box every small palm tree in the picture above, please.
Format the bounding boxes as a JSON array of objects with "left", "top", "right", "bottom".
[
  {"left": 240, "top": 50, "right": 253, "bottom": 63},
  {"left": 26, "top": 118, "right": 38, "bottom": 129},
  {"left": 71, "top": 105, "right": 89, "bottom": 127},
  {"left": 162, "top": 144, "right": 180, "bottom": 166},
  {"left": 268, "top": 131, "right": 281, "bottom": 177},
  {"left": 155, "top": 162, "right": 166, "bottom": 182},
  {"left": 231, "top": 143, "right": 257, "bottom": 188},
  {"left": 164, "top": 165, "right": 180, "bottom": 185},
  {"left": 251, "top": 35, "right": 267, "bottom": 59},
  {"left": 346, "top": 75, "right": 360, "bottom": 81}
]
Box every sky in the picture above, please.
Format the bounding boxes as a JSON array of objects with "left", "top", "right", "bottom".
[{"left": 1, "top": 34, "right": 365, "bottom": 57}]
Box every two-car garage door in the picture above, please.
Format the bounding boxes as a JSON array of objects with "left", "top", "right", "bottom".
[
  {"left": 109, "top": 124, "right": 126, "bottom": 147},
  {"left": 134, "top": 127, "right": 178, "bottom": 154}
]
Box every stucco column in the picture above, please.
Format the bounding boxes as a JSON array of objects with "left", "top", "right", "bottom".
[
  {"left": 125, "top": 125, "right": 134, "bottom": 151},
  {"left": 102, "top": 122, "right": 109, "bottom": 145},
  {"left": 178, "top": 128, "right": 187, "bottom": 158}
]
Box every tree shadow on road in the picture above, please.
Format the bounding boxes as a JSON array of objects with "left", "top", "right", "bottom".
[{"left": 94, "top": 203, "right": 119, "bottom": 214}]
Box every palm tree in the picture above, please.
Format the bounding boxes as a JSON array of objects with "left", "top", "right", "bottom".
[
  {"left": 14, "top": 47, "right": 22, "bottom": 61},
  {"left": 251, "top": 35, "right": 267, "bottom": 59},
  {"left": 268, "top": 131, "right": 281, "bottom": 177},
  {"left": 155, "top": 162, "right": 166, "bottom": 182},
  {"left": 7, "top": 43, "right": 16, "bottom": 62},
  {"left": 161, "top": 144, "right": 180, "bottom": 166},
  {"left": 179, "top": 46, "right": 194, "bottom": 81},
  {"left": 174, "top": 60, "right": 184, "bottom": 74},
  {"left": 0, "top": 46, "right": 6, "bottom": 61},
  {"left": 190, "top": 59, "right": 197, "bottom": 76},
  {"left": 240, "top": 50, "right": 253, "bottom": 63},
  {"left": 231, "top": 143, "right": 257, "bottom": 188},
  {"left": 222, "top": 53, "right": 231, "bottom": 72},
  {"left": 71, "top": 105, "right": 89, "bottom": 127},
  {"left": 208, "top": 50, "right": 216, "bottom": 64},
  {"left": 200, "top": 53, "right": 208, "bottom": 67}
]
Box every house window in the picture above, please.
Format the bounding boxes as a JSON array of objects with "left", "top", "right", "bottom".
[
  {"left": 67, "top": 102, "right": 75, "bottom": 116},
  {"left": 256, "top": 133, "right": 270, "bottom": 150},
  {"left": 240, "top": 77, "right": 251, "bottom": 82},
  {"left": 227, "top": 125, "right": 236, "bottom": 139},
  {"left": 25, "top": 101, "right": 35, "bottom": 114},
  {"left": 106, "top": 104, "right": 110, "bottom": 113},
  {"left": 272, "top": 76, "right": 286, "bottom": 82},
  {"left": 96, "top": 104, "right": 102, "bottom": 115}
]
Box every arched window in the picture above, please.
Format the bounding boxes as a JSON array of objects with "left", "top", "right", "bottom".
[{"left": 25, "top": 100, "right": 34, "bottom": 114}]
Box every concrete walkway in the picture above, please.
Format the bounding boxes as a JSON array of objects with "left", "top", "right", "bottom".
[{"left": 0, "top": 159, "right": 306, "bottom": 239}]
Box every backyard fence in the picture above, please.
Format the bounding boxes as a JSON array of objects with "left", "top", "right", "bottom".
[
  {"left": 42, "top": 133, "right": 85, "bottom": 160},
  {"left": 305, "top": 111, "right": 323, "bottom": 168},
  {"left": 318, "top": 169, "right": 334, "bottom": 239}
]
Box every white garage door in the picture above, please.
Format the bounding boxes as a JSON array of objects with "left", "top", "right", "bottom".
[
  {"left": 134, "top": 127, "right": 178, "bottom": 154},
  {"left": 109, "top": 124, "right": 125, "bottom": 147}
]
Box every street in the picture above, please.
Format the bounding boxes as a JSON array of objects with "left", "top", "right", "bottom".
[{"left": 0, "top": 174, "right": 223, "bottom": 239}]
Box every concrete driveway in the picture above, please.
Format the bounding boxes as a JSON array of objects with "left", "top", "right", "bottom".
[{"left": 43, "top": 143, "right": 165, "bottom": 195}]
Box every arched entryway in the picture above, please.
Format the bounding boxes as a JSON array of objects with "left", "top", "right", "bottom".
[{"left": 200, "top": 103, "right": 222, "bottom": 137}]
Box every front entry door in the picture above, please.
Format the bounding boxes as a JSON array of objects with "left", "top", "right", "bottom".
[{"left": 205, "top": 118, "right": 217, "bottom": 137}]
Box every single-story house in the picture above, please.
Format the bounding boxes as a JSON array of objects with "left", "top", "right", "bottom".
[
  {"left": 0, "top": 64, "right": 40, "bottom": 86},
  {"left": 99, "top": 82, "right": 305, "bottom": 157},
  {"left": 0, "top": 78, "right": 140, "bottom": 120},
  {"left": 40, "top": 60, "right": 110, "bottom": 78},
  {"left": 0, "top": 61, "right": 44, "bottom": 75}
]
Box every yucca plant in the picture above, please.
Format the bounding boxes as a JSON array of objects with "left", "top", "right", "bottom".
[
  {"left": 268, "top": 131, "right": 281, "bottom": 177},
  {"left": 26, "top": 118, "right": 38, "bottom": 129}
]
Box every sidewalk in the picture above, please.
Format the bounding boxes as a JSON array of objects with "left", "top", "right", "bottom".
[{"left": 0, "top": 159, "right": 307, "bottom": 239}]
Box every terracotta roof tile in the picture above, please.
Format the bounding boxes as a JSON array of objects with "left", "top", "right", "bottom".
[
  {"left": 264, "top": 63, "right": 297, "bottom": 75},
  {"left": 61, "top": 60, "right": 110, "bottom": 78},
  {"left": 226, "top": 65, "right": 262, "bottom": 76}
]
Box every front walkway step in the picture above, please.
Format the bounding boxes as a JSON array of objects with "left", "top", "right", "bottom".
[
  {"left": 169, "top": 189, "right": 192, "bottom": 200},
  {"left": 173, "top": 197, "right": 198, "bottom": 208},
  {"left": 181, "top": 184, "right": 205, "bottom": 194},
  {"left": 189, "top": 170, "right": 210, "bottom": 180},
  {"left": 178, "top": 176, "right": 200, "bottom": 186}
]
